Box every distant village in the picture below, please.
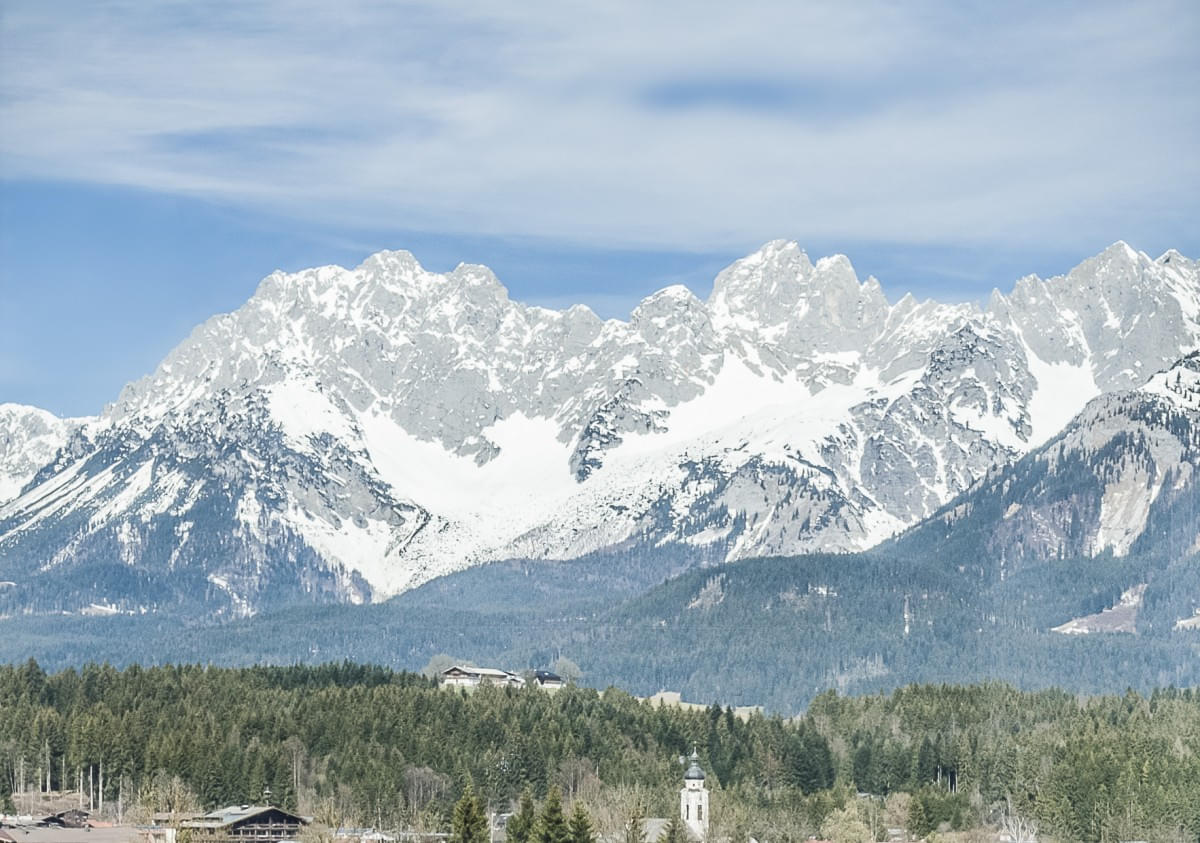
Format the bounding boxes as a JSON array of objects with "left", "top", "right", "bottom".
[
  {"left": 439, "top": 665, "right": 566, "bottom": 691},
  {"left": 0, "top": 743, "right": 716, "bottom": 843},
  {"left": 0, "top": 802, "right": 313, "bottom": 843},
  {"left": 0, "top": 759, "right": 736, "bottom": 843},
  {"left": 0, "top": 665, "right": 740, "bottom": 843},
  {"left": 0, "top": 664, "right": 1043, "bottom": 843},
  {"left": 438, "top": 665, "right": 763, "bottom": 721}
]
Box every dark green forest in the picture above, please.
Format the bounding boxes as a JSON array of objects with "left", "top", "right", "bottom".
[
  {"left": 3, "top": 541, "right": 1199, "bottom": 713},
  {"left": 2, "top": 662, "right": 1199, "bottom": 842}
]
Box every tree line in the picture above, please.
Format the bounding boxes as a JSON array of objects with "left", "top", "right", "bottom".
[{"left": 1, "top": 661, "right": 1199, "bottom": 841}]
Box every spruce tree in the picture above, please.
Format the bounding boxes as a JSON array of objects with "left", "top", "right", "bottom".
[
  {"left": 451, "top": 783, "right": 488, "bottom": 843},
  {"left": 508, "top": 788, "right": 537, "bottom": 843},
  {"left": 568, "top": 802, "right": 595, "bottom": 843},
  {"left": 916, "top": 737, "right": 936, "bottom": 786},
  {"left": 537, "top": 786, "right": 570, "bottom": 843},
  {"left": 906, "top": 795, "right": 933, "bottom": 840}
]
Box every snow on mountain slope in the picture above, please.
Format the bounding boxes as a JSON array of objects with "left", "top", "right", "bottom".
[
  {"left": 903, "top": 351, "right": 1200, "bottom": 569},
  {"left": 0, "top": 404, "right": 90, "bottom": 504},
  {"left": 1, "top": 241, "right": 1197, "bottom": 616}
]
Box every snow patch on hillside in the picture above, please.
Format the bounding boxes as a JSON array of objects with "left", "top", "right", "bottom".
[
  {"left": 1052, "top": 584, "right": 1146, "bottom": 635},
  {"left": 1022, "top": 349, "right": 1099, "bottom": 447}
]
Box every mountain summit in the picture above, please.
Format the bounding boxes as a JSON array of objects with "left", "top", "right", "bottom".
[{"left": 1, "top": 242, "right": 1197, "bottom": 617}]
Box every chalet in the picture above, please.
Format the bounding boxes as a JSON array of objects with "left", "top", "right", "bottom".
[
  {"left": 181, "top": 804, "right": 309, "bottom": 842},
  {"left": 533, "top": 670, "right": 565, "bottom": 690},
  {"left": 39, "top": 808, "right": 91, "bottom": 828},
  {"left": 440, "top": 665, "right": 525, "bottom": 688}
]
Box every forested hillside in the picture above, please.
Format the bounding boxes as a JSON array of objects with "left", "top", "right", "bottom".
[
  {"left": 3, "top": 541, "right": 1199, "bottom": 713},
  {"left": 1, "top": 663, "right": 1199, "bottom": 841}
]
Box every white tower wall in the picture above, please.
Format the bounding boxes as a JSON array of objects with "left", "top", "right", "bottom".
[{"left": 680, "top": 774, "right": 709, "bottom": 838}]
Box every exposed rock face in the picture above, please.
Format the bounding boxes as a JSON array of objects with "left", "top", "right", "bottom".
[
  {"left": 1, "top": 242, "right": 1197, "bottom": 617},
  {"left": 0, "top": 404, "right": 90, "bottom": 504},
  {"left": 900, "top": 352, "right": 1200, "bottom": 572}
]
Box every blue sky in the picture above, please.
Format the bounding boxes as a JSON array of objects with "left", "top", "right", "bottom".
[{"left": 1, "top": 0, "right": 1197, "bottom": 417}]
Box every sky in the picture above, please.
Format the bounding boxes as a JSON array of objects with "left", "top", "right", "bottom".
[{"left": 1, "top": 0, "right": 1197, "bottom": 417}]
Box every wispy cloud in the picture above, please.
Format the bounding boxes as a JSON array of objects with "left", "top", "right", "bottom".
[{"left": 2, "top": 0, "right": 1196, "bottom": 253}]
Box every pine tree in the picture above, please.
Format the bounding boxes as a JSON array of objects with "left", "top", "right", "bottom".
[
  {"left": 537, "top": 787, "right": 571, "bottom": 843},
  {"left": 508, "top": 788, "right": 537, "bottom": 843},
  {"left": 568, "top": 802, "right": 595, "bottom": 843},
  {"left": 451, "top": 783, "right": 488, "bottom": 843}
]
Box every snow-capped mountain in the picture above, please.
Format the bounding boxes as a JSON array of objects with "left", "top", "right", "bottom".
[
  {"left": 1, "top": 241, "right": 1197, "bottom": 616},
  {"left": 895, "top": 350, "right": 1200, "bottom": 569},
  {"left": 0, "top": 404, "right": 90, "bottom": 503}
]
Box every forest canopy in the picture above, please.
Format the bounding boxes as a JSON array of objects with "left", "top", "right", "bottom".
[{"left": 1, "top": 662, "right": 1199, "bottom": 842}]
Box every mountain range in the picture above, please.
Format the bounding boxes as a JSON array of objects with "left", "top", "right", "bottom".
[{"left": 1, "top": 240, "right": 1198, "bottom": 626}]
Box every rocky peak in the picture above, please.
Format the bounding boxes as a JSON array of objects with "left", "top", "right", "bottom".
[
  {"left": 1158, "top": 249, "right": 1195, "bottom": 270},
  {"left": 707, "top": 240, "right": 813, "bottom": 326},
  {"left": 706, "top": 242, "right": 894, "bottom": 368},
  {"left": 0, "top": 404, "right": 91, "bottom": 503},
  {"left": 631, "top": 285, "right": 708, "bottom": 329},
  {"left": 988, "top": 243, "right": 1200, "bottom": 390},
  {"left": 5, "top": 241, "right": 1199, "bottom": 615},
  {"left": 355, "top": 248, "right": 423, "bottom": 279},
  {"left": 444, "top": 262, "right": 511, "bottom": 303}
]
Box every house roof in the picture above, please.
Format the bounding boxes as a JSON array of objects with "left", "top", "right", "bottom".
[
  {"left": 638, "top": 819, "right": 701, "bottom": 843},
  {"left": 185, "top": 805, "right": 308, "bottom": 828},
  {"left": 38, "top": 809, "right": 91, "bottom": 827},
  {"left": 443, "top": 666, "right": 524, "bottom": 682},
  {"left": 534, "top": 670, "right": 563, "bottom": 683},
  {"left": 641, "top": 818, "right": 670, "bottom": 842}
]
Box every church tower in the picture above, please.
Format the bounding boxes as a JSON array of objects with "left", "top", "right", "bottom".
[{"left": 679, "top": 748, "right": 709, "bottom": 839}]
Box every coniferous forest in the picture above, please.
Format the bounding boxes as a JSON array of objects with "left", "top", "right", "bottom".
[
  {"left": 2, "top": 661, "right": 1200, "bottom": 842},
  {"left": 5, "top": 543, "right": 1200, "bottom": 715}
]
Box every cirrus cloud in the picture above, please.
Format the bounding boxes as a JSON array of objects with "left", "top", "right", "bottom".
[{"left": 2, "top": 0, "right": 1197, "bottom": 254}]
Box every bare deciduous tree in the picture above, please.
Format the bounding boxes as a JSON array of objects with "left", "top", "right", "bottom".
[
  {"left": 1000, "top": 799, "right": 1038, "bottom": 843},
  {"left": 404, "top": 765, "right": 450, "bottom": 812},
  {"left": 556, "top": 758, "right": 600, "bottom": 802}
]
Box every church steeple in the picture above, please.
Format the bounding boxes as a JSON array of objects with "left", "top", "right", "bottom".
[{"left": 679, "top": 746, "right": 709, "bottom": 839}]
